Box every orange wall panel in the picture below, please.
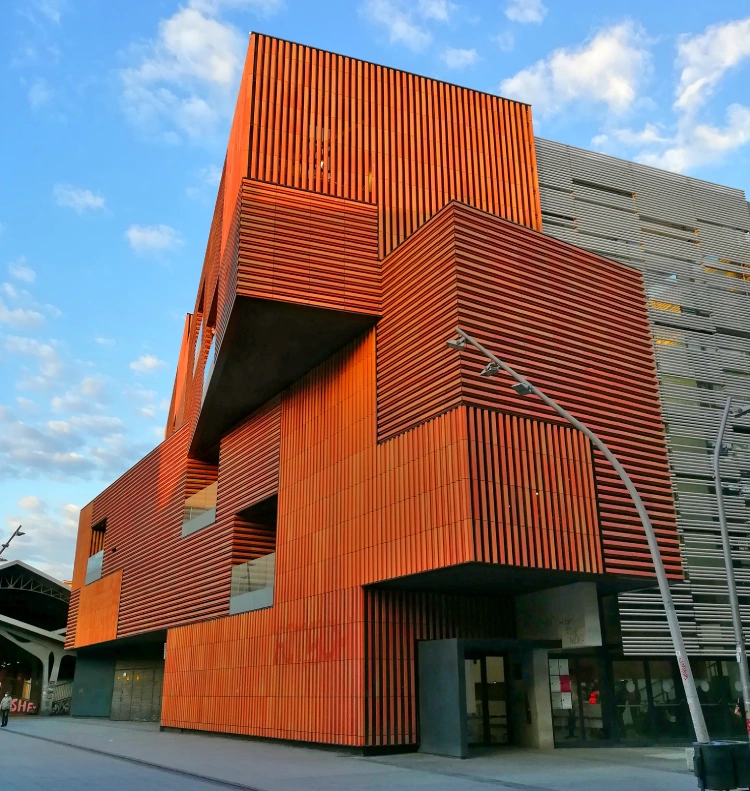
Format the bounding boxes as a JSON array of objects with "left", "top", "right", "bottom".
[
  {"left": 88, "top": 426, "right": 233, "bottom": 638},
  {"left": 237, "top": 180, "right": 380, "bottom": 314},
  {"left": 468, "top": 409, "right": 601, "bottom": 573},
  {"left": 74, "top": 570, "right": 122, "bottom": 648},
  {"left": 245, "top": 34, "right": 541, "bottom": 257},
  {"left": 71, "top": 502, "right": 93, "bottom": 591},
  {"left": 163, "top": 332, "right": 477, "bottom": 745},
  {"left": 377, "top": 202, "right": 678, "bottom": 578}
]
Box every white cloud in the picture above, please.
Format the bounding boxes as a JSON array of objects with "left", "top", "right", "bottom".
[
  {"left": 189, "top": 0, "right": 281, "bottom": 13},
  {"left": 418, "top": 0, "right": 454, "bottom": 21},
  {"left": 499, "top": 22, "right": 649, "bottom": 115},
  {"left": 8, "top": 258, "right": 36, "bottom": 283},
  {"left": 505, "top": 0, "right": 546, "bottom": 24},
  {"left": 94, "top": 336, "right": 115, "bottom": 346},
  {"left": 121, "top": 5, "right": 248, "bottom": 141},
  {"left": 674, "top": 18, "right": 750, "bottom": 112},
  {"left": 4, "top": 498, "right": 79, "bottom": 580},
  {"left": 441, "top": 48, "right": 478, "bottom": 69},
  {"left": 594, "top": 122, "right": 671, "bottom": 148},
  {"left": 125, "top": 224, "right": 183, "bottom": 254},
  {"left": 28, "top": 77, "right": 52, "bottom": 108},
  {"left": 53, "top": 184, "right": 106, "bottom": 213},
  {"left": 361, "top": 0, "right": 432, "bottom": 52},
  {"left": 493, "top": 32, "right": 515, "bottom": 53},
  {"left": 635, "top": 104, "right": 750, "bottom": 173},
  {"left": 5, "top": 337, "right": 64, "bottom": 380},
  {"left": 24, "top": 0, "right": 66, "bottom": 25},
  {"left": 130, "top": 354, "right": 165, "bottom": 373},
  {"left": 0, "top": 300, "right": 44, "bottom": 328}
]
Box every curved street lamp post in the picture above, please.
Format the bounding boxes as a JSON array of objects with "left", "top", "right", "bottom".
[
  {"left": 446, "top": 327, "right": 710, "bottom": 744},
  {"left": 0, "top": 525, "right": 25, "bottom": 563}
]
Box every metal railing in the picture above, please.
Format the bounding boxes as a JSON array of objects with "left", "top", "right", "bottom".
[
  {"left": 231, "top": 553, "right": 275, "bottom": 597},
  {"left": 84, "top": 550, "right": 104, "bottom": 585}
]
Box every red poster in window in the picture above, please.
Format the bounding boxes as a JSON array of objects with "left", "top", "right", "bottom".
[{"left": 559, "top": 675, "right": 571, "bottom": 692}]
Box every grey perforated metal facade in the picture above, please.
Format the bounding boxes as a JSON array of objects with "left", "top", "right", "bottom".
[{"left": 536, "top": 138, "right": 750, "bottom": 656}]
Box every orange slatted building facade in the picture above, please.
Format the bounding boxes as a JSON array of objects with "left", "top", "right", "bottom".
[{"left": 67, "top": 35, "right": 680, "bottom": 752}]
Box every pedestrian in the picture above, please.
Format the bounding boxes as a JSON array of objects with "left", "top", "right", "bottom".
[{"left": 0, "top": 692, "right": 11, "bottom": 726}]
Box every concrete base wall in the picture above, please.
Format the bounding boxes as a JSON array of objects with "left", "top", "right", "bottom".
[
  {"left": 71, "top": 650, "right": 116, "bottom": 718},
  {"left": 418, "top": 639, "right": 467, "bottom": 758}
]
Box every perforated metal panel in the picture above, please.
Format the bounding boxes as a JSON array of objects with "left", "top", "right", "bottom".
[{"left": 536, "top": 138, "right": 750, "bottom": 657}]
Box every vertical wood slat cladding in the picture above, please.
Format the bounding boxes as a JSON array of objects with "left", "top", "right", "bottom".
[
  {"left": 163, "top": 333, "right": 477, "bottom": 745},
  {"left": 74, "top": 570, "right": 122, "bottom": 648},
  {"left": 166, "top": 30, "right": 542, "bottom": 437},
  {"left": 245, "top": 33, "right": 541, "bottom": 258},
  {"left": 363, "top": 589, "right": 516, "bottom": 747},
  {"left": 467, "top": 409, "right": 602, "bottom": 573},
  {"left": 64, "top": 589, "right": 79, "bottom": 650},
  {"left": 237, "top": 180, "right": 380, "bottom": 314},
  {"left": 89, "top": 524, "right": 106, "bottom": 557}
]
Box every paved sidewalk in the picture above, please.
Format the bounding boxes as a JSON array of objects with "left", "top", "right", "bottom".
[{"left": 0, "top": 716, "right": 697, "bottom": 791}]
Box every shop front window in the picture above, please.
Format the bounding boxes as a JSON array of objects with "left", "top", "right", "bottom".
[
  {"left": 648, "top": 660, "right": 687, "bottom": 739},
  {"left": 612, "top": 660, "right": 649, "bottom": 741}
]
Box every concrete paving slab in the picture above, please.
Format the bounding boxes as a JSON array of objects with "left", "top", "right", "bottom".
[{"left": 0, "top": 716, "right": 698, "bottom": 791}]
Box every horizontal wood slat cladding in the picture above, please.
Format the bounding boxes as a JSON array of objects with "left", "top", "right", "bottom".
[
  {"left": 243, "top": 33, "right": 541, "bottom": 258},
  {"left": 451, "top": 204, "right": 679, "bottom": 578},
  {"left": 163, "top": 333, "right": 477, "bottom": 744},
  {"left": 237, "top": 180, "right": 380, "bottom": 314},
  {"left": 185, "top": 458, "right": 218, "bottom": 498},
  {"left": 216, "top": 398, "right": 282, "bottom": 566},
  {"left": 467, "top": 409, "right": 602, "bottom": 573},
  {"left": 85, "top": 426, "right": 233, "bottom": 638},
  {"left": 74, "top": 570, "right": 122, "bottom": 648},
  {"left": 377, "top": 204, "right": 461, "bottom": 439},
  {"left": 64, "top": 589, "right": 79, "bottom": 650},
  {"left": 364, "top": 589, "right": 515, "bottom": 747},
  {"left": 377, "top": 202, "right": 678, "bottom": 577},
  {"left": 231, "top": 519, "right": 276, "bottom": 565}
]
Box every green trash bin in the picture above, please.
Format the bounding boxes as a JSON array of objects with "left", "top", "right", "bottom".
[{"left": 693, "top": 741, "right": 750, "bottom": 790}]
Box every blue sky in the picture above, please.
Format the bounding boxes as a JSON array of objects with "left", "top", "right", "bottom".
[{"left": 1, "top": 0, "right": 749, "bottom": 579}]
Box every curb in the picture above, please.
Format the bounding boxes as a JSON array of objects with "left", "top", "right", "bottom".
[{"left": 1, "top": 727, "right": 269, "bottom": 791}]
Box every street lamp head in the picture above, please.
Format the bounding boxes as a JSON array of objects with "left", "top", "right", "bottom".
[
  {"left": 446, "top": 337, "right": 467, "bottom": 351},
  {"left": 16, "top": 531, "right": 25, "bottom": 537},
  {"left": 479, "top": 361, "right": 501, "bottom": 378},
  {"left": 736, "top": 406, "right": 750, "bottom": 419},
  {"left": 512, "top": 382, "right": 534, "bottom": 397}
]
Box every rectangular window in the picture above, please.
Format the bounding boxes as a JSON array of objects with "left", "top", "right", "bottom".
[
  {"left": 181, "top": 481, "right": 217, "bottom": 537},
  {"left": 229, "top": 495, "right": 277, "bottom": 614},
  {"left": 85, "top": 519, "right": 107, "bottom": 585}
]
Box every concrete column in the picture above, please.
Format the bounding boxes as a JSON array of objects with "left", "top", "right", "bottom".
[{"left": 418, "top": 639, "right": 467, "bottom": 757}]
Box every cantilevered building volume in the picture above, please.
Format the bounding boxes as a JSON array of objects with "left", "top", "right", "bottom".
[{"left": 66, "top": 34, "right": 749, "bottom": 750}]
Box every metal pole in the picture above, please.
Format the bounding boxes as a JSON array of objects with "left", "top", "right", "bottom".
[
  {"left": 713, "top": 396, "right": 750, "bottom": 739},
  {"left": 0, "top": 525, "right": 24, "bottom": 562},
  {"left": 451, "top": 327, "right": 710, "bottom": 743}
]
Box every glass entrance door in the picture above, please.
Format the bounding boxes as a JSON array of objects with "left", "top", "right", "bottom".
[
  {"left": 550, "top": 656, "right": 607, "bottom": 745},
  {"left": 465, "top": 655, "right": 509, "bottom": 746}
]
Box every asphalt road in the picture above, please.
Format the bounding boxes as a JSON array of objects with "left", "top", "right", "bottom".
[{"left": 1, "top": 729, "right": 227, "bottom": 791}]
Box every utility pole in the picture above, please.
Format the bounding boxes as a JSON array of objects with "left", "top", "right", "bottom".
[
  {"left": 713, "top": 396, "right": 750, "bottom": 739},
  {"left": 0, "top": 525, "right": 25, "bottom": 563},
  {"left": 446, "top": 327, "right": 710, "bottom": 744}
]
